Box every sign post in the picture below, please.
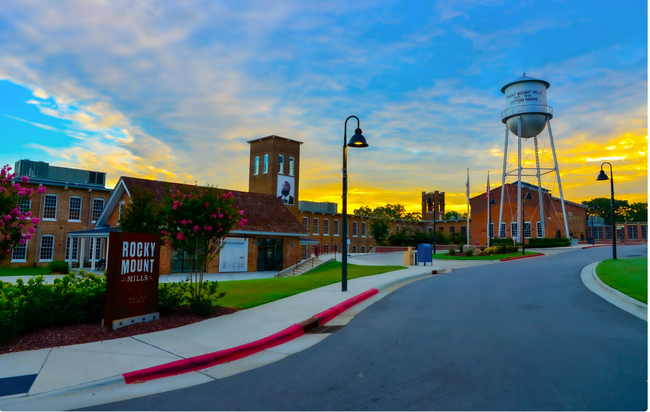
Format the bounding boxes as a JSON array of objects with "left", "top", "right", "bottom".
[{"left": 103, "top": 232, "right": 161, "bottom": 330}]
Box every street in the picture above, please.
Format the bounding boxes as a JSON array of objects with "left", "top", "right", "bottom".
[{"left": 89, "top": 246, "right": 647, "bottom": 411}]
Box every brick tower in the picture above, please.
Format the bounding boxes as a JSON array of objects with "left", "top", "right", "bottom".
[
  {"left": 422, "top": 191, "right": 445, "bottom": 222},
  {"left": 248, "top": 135, "right": 303, "bottom": 214}
]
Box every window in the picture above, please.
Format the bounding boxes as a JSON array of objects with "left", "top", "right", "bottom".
[
  {"left": 278, "top": 155, "right": 284, "bottom": 174},
  {"left": 427, "top": 227, "right": 433, "bottom": 234},
  {"left": 69, "top": 196, "right": 82, "bottom": 221},
  {"left": 396, "top": 224, "right": 400, "bottom": 233},
  {"left": 65, "top": 237, "right": 79, "bottom": 261},
  {"left": 324, "top": 219, "right": 330, "bottom": 236},
  {"left": 536, "top": 221, "right": 543, "bottom": 238},
  {"left": 461, "top": 226, "right": 467, "bottom": 236},
  {"left": 301, "top": 245, "right": 308, "bottom": 260},
  {"left": 18, "top": 199, "right": 31, "bottom": 215},
  {"left": 439, "top": 227, "right": 444, "bottom": 232},
  {"left": 361, "top": 245, "right": 366, "bottom": 253},
  {"left": 594, "top": 227, "right": 603, "bottom": 239},
  {"left": 511, "top": 222, "right": 519, "bottom": 239},
  {"left": 94, "top": 238, "right": 103, "bottom": 260},
  {"left": 289, "top": 157, "right": 295, "bottom": 176},
  {"left": 313, "top": 218, "right": 319, "bottom": 235},
  {"left": 642, "top": 225, "right": 647, "bottom": 240},
  {"left": 362, "top": 222, "right": 367, "bottom": 237},
  {"left": 628, "top": 225, "right": 638, "bottom": 240},
  {"left": 489, "top": 223, "right": 494, "bottom": 239},
  {"left": 334, "top": 219, "right": 339, "bottom": 236},
  {"left": 524, "top": 222, "right": 532, "bottom": 238},
  {"left": 353, "top": 221, "right": 358, "bottom": 237},
  {"left": 352, "top": 245, "right": 358, "bottom": 253},
  {"left": 254, "top": 156, "right": 259, "bottom": 175},
  {"left": 118, "top": 202, "right": 125, "bottom": 222},
  {"left": 302, "top": 217, "right": 309, "bottom": 232},
  {"left": 11, "top": 240, "right": 27, "bottom": 262},
  {"left": 43, "top": 194, "right": 57, "bottom": 220},
  {"left": 40, "top": 235, "right": 54, "bottom": 261},
  {"left": 449, "top": 226, "right": 456, "bottom": 233},
  {"left": 263, "top": 154, "right": 269, "bottom": 174},
  {"left": 92, "top": 198, "right": 105, "bottom": 222},
  {"left": 605, "top": 227, "right": 612, "bottom": 239}
]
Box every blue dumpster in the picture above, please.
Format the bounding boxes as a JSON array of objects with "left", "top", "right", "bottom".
[{"left": 417, "top": 244, "right": 433, "bottom": 265}]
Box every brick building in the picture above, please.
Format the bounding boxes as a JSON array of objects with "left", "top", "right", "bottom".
[{"left": 7, "top": 160, "right": 111, "bottom": 268}]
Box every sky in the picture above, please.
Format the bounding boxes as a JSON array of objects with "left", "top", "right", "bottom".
[{"left": 0, "top": 0, "right": 647, "bottom": 214}]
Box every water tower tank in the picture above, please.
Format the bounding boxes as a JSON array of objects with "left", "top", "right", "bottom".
[{"left": 501, "top": 74, "right": 553, "bottom": 138}]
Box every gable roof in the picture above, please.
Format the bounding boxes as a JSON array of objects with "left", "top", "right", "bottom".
[{"left": 120, "top": 176, "right": 307, "bottom": 235}]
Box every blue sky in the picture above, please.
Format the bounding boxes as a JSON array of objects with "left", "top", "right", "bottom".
[{"left": 0, "top": 0, "right": 646, "bottom": 212}]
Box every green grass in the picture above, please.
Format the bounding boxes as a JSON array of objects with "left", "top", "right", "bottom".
[
  {"left": 432, "top": 251, "right": 543, "bottom": 260},
  {"left": 0, "top": 267, "right": 54, "bottom": 277},
  {"left": 596, "top": 258, "right": 647, "bottom": 304},
  {"left": 214, "top": 261, "right": 405, "bottom": 309}
]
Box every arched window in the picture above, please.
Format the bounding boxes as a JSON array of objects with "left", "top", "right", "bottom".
[
  {"left": 278, "top": 155, "right": 284, "bottom": 174},
  {"left": 263, "top": 154, "right": 269, "bottom": 174},
  {"left": 361, "top": 222, "right": 367, "bottom": 237},
  {"left": 289, "top": 157, "right": 295, "bottom": 176},
  {"left": 254, "top": 156, "right": 259, "bottom": 175}
]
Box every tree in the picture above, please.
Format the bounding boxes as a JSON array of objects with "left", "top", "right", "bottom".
[
  {"left": 628, "top": 202, "right": 648, "bottom": 222},
  {"left": 445, "top": 211, "right": 461, "bottom": 220},
  {"left": 581, "top": 198, "right": 640, "bottom": 224},
  {"left": 159, "top": 184, "right": 244, "bottom": 315},
  {"left": 369, "top": 216, "right": 390, "bottom": 246},
  {"left": 118, "top": 186, "right": 163, "bottom": 234},
  {"left": 353, "top": 203, "right": 420, "bottom": 221},
  {"left": 403, "top": 212, "right": 422, "bottom": 221},
  {"left": 0, "top": 165, "right": 44, "bottom": 266},
  {"left": 353, "top": 206, "right": 373, "bottom": 216}
]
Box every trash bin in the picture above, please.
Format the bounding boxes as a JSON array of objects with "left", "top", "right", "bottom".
[{"left": 587, "top": 238, "right": 595, "bottom": 245}]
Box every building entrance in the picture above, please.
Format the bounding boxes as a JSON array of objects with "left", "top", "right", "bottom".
[{"left": 257, "top": 238, "right": 283, "bottom": 271}]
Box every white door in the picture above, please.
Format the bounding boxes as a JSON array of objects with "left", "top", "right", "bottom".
[{"left": 219, "top": 237, "right": 248, "bottom": 272}]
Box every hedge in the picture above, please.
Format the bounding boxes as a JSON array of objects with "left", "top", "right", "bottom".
[
  {"left": 490, "top": 238, "right": 515, "bottom": 247},
  {"left": 526, "top": 237, "right": 571, "bottom": 248}
]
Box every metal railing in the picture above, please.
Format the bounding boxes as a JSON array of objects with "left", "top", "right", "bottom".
[{"left": 501, "top": 104, "right": 553, "bottom": 121}]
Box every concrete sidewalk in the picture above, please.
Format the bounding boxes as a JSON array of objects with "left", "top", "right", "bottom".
[{"left": 0, "top": 265, "right": 436, "bottom": 410}]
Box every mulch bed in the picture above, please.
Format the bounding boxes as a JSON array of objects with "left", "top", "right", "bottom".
[{"left": 0, "top": 306, "right": 239, "bottom": 355}]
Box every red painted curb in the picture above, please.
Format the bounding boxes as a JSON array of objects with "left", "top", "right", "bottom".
[
  {"left": 123, "top": 288, "right": 382, "bottom": 384},
  {"left": 313, "top": 288, "right": 379, "bottom": 325},
  {"left": 500, "top": 253, "right": 544, "bottom": 262},
  {"left": 582, "top": 245, "right": 610, "bottom": 249}
]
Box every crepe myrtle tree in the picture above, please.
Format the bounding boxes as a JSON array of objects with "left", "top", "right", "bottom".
[
  {"left": 159, "top": 184, "right": 245, "bottom": 299},
  {"left": 0, "top": 165, "right": 45, "bottom": 266}
]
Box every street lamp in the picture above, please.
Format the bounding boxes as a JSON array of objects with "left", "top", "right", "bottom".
[
  {"left": 522, "top": 191, "right": 533, "bottom": 255},
  {"left": 597, "top": 163, "right": 616, "bottom": 260},
  {"left": 489, "top": 196, "right": 496, "bottom": 246},
  {"left": 342, "top": 116, "right": 368, "bottom": 292},
  {"left": 427, "top": 197, "right": 436, "bottom": 255}
]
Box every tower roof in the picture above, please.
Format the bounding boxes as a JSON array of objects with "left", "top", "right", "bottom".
[
  {"left": 247, "top": 135, "right": 304, "bottom": 145},
  {"left": 501, "top": 74, "right": 550, "bottom": 93}
]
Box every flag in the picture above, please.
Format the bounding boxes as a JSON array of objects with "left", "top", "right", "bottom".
[{"left": 486, "top": 172, "right": 490, "bottom": 199}]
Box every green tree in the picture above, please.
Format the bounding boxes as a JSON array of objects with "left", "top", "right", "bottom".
[
  {"left": 403, "top": 212, "right": 422, "bottom": 221},
  {"left": 369, "top": 216, "right": 391, "bottom": 246},
  {"left": 628, "top": 202, "right": 648, "bottom": 222},
  {"left": 353, "top": 203, "right": 420, "bottom": 221},
  {"left": 118, "top": 186, "right": 163, "bottom": 234},
  {"left": 353, "top": 206, "right": 373, "bottom": 216},
  {"left": 445, "top": 211, "right": 461, "bottom": 220},
  {"left": 581, "top": 198, "right": 636, "bottom": 224}
]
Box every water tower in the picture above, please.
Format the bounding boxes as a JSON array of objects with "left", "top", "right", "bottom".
[{"left": 497, "top": 74, "right": 569, "bottom": 243}]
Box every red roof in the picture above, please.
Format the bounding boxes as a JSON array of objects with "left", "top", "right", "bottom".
[{"left": 121, "top": 176, "right": 307, "bottom": 235}]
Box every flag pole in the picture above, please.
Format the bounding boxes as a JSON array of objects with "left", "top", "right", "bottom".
[
  {"left": 466, "top": 168, "right": 470, "bottom": 249},
  {"left": 486, "top": 171, "right": 490, "bottom": 248}
]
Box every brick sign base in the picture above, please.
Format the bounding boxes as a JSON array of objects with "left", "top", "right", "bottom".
[{"left": 103, "top": 232, "right": 161, "bottom": 330}]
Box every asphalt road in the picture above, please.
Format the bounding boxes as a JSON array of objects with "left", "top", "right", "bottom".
[{"left": 91, "top": 246, "right": 648, "bottom": 411}]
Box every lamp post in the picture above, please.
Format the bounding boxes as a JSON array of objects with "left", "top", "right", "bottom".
[
  {"left": 342, "top": 116, "right": 368, "bottom": 292},
  {"left": 489, "top": 196, "right": 496, "bottom": 246},
  {"left": 427, "top": 197, "right": 436, "bottom": 255},
  {"left": 597, "top": 163, "right": 616, "bottom": 260},
  {"left": 522, "top": 191, "right": 533, "bottom": 255}
]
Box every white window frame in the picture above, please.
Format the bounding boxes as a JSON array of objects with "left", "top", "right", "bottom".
[
  {"left": 361, "top": 245, "right": 366, "bottom": 253},
  {"left": 68, "top": 196, "right": 82, "bottom": 222},
  {"left": 302, "top": 217, "right": 309, "bottom": 232},
  {"left": 628, "top": 225, "right": 638, "bottom": 240},
  {"left": 11, "top": 240, "right": 28, "bottom": 262},
  {"left": 43, "top": 194, "right": 58, "bottom": 221},
  {"left": 92, "top": 198, "right": 105, "bottom": 223},
  {"left": 254, "top": 156, "right": 259, "bottom": 175},
  {"left": 312, "top": 217, "right": 319, "bottom": 235},
  {"left": 118, "top": 202, "right": 125, "bottom": 224},
  {"left": 489, "top": 223, "right": 494, "bottom": 239},
  {"left": 353, "top": 221, "right": 358, "bottom": 237},
  {"left": 461, "top": 226, "right": 467, "bottom": 236},
  {"left": 301, "top": 244, "right": 308, "bottom": 260},
  {"left": 39, "top": 235, "right": 55, "bottom": 262},
  {"left": 333, "top": 219, "right": 339, "bottom": 236},
  {"left": 352, "top": 245, "right": 358, "bottom": 253},
  {"left": 289, "top": 157, "right": 295, "bottom": 176},
  {"left": 362, "top": 222, "right": 367, "bottom": 237},
  {"left": 450, "top": 226, "right": 456, "bottom": 233},
  {"left": 511, "top": 222, "right": 519, "bottom": 240},
  {"left": 263, "top": 154, "right": 269, "bottom": 174},
  {"left": 500, "top": 222, "right": 507, "bottom": 238},
  {"left": 65, "top": 237, "right": 79, "bottom": 261},
  {"left": 94, "top": 238, "right": 103, "bottom": 260},
  {"left": 278, "top": 155, "right": 284, "bottom": 174},
  {"left": 18, "top": 199, "right": 31, "bottom": 216},
  {"left": 524, "top": 221, "right": 532, "bottom": 239},
  {"left": 324, "top": 219, "right": 330, "bottom": 236},
  {"left": 536, "top": 221, "right": 543, "bottom": 238},
  {"left": 396, "top": 224, "right": 400, "bottom": 233}
]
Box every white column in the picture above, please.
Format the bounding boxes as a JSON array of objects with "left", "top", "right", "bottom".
[
  {"left": 105, "top": 236, "right": 110, "bottom": 274},
  {"left": 534, "top": 136, "right": 545, "bottom": 238},
  {"left": 547, "top": 119, "right": 570, "bottom": 239},
  {"left": 90, "top": 237, "right": 96, "bottom": 272},
  {"left": 79, "top": 237, "right": 85, "bottom": 271},
  {"left": 498, "top": 124, "right": 509, "bottom": 238}
]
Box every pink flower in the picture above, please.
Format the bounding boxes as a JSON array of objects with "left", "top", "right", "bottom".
[
  {"left": 19, "top": 239, "right": 25, "bottom": 245},
  {"left": 211, "top": 214, "right": 216, "bottom": 218},
  {"left": 18, "top": 224, "right": 24, "bottom": 229},
  {"left": 29, "top": 226, "right": 35, "bottom": 233},
  {"left": 164, "top": 239, "right": 170, "bottom": 246},
  {"left": 4, "top": 215, "right": 11, "bottom": 221},
  {"left": 12, "top": 183, "right": 21, "bottom": 190},
  {"left": 173, "top": 205, "right": 177, "bottom": 210},
  {"left": 25, "top": 211, "right": 31, "bottom": 217},
  {"left": 24, "top": 234, "right": 32, "bottom": 240},
  {"left": 193, "top": 225, "right": 200, "bottom": 232},
  {"left": 204, "top": 202, "right": 209, "bottom": 207},
  {"left": 177, "top": 233, "right": 184, "bottom": 240},
  {"left": 227, "top": 192, "right": 233, "bottom": 198},
  {"left": 239, "top": 210, "right": 244, "bottom": 215},
  {"left": 218, "top": 228, "right": 223, "bottom": 232},
  {"left": 37, "top": 186, "right": 47, "bottom": 194},
  {"left": 31, "top": 218, "right": 40, "bottom": 224},
  {"left": 207, "top": 226, "right": 212, "bottom": 231},
  {"left": 21, "top": 175, "right": 29, "bottom": 183},
  {"left": 161, "top": 230, "right": 167, "bottom": 234},
  {"left": 181, "top": 220, "right": 187, "bottom": 225},
  {"left": 182, "top": 195, "right": 186, "bottom": 199},
  {"left": 218, "top": 214, "right": 223, "bottom": 218},
  {"left": 18, "top": 190, "right": 26, "bottom": 196},
  {"left": 241, "top": 218, "right": 247, "bottom": 224},
  {"left": 188, "top": 220, "right": 192, "bottom": 224}
]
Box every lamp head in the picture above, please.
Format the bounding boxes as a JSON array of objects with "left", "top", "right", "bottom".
[
  {"left": 490, "top": 198, "right": 497, "bottom": 205},
  {"left": 597, "top": 170, "right": 609, "bottom": 181},
  {"left": 347, "top": 128, "right": 368, "bottom": 148},
  {"left": 426, "top": 197, "right": 432, "bottom": 205},
  {"left": 524, "top": 192, "right": 533, "bottom": 200}
]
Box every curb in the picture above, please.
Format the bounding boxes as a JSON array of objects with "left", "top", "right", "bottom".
[
  {"left": 580, "top": 262, "right": 647, "bottom": 322},
  {"left": 582, "top": 245, "right": 609, "bottom": 249},
  {"left": 500, "top": 253, "right": 544, "bottom": 261}
]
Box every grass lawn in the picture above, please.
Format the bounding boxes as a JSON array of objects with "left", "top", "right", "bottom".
[
  {"left": 432, "top": 251, "right": 543, "bottom": 260},
  {"left": 0, "top": 267, "right": 54, "bottom": 277},
  {"left": 596, "top": 258, "right": 647, "bottom": 304},
  {"left": 213, "top": 261, "right": 405, "bottom": 309}
]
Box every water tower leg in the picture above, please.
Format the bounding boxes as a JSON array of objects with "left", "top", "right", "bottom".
[
  {"left": 534, "top": 136, "right": 545, "bottom": 237},
  {"left": 517, "top": 115, "right": 522, "bottom": 245},
  {"left": 498, "top": 124, "right": 509, "bottom": 239},
  {"left": 547, "top": 119, "right": 570, "bottom": 239}
]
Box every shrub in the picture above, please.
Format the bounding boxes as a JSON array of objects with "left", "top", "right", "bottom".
[
  {"left": 506, "top": 245, "right": 519, "bottom": 253},
  {"left": 448, "top": 247, "right": 456, "bottom": 256},
  {"left": 188, "top": 280, "right": 226, "bottom": 317},
  {"left": 527, "top": 237, "right": 571, "bottom": 248},
  {"left": 490, "top": 238, "right": 515, "bottom": 247},
  {"left": 497, "top": 244, "right": 508, "bottom": 254},
  {"left": 158, "top": 277, "right": 190, "bottom": 314},
  {"left": 483, "top": 246, "right": 499, "bottom": 256},
  {"left": 465, "top": 247, "right": 474, "bottom": 257},
  {"left": 48, "top": 260, "right": 69, "bottom": 274}
]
